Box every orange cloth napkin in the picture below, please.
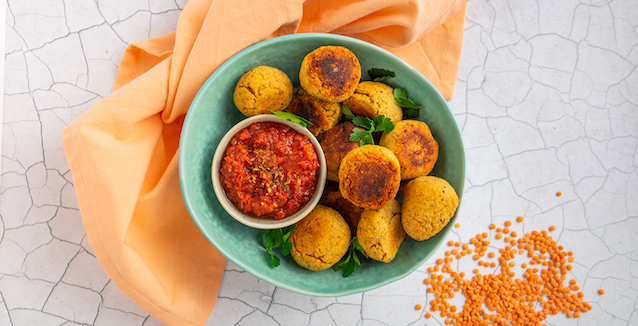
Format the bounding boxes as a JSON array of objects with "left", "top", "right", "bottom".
[{"left": 61, "top": 0, "right": 467, "bottom": 325}]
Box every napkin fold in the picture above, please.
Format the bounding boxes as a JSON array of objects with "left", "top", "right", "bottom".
[{"left": 62, "top": 0, "right": 467, "bottom": 325}]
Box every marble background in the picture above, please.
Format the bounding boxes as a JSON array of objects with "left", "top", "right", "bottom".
[{"left": 1, "top": 0, "right": 637, "bottom": 325}]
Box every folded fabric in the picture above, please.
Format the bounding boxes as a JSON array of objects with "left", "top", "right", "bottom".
[{"left": 61, "top": 0, "right": 467, "bottom": 325}]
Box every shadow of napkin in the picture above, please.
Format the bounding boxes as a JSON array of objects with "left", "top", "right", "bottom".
[{"left": 61, "top": 0, "right": 467, "bottom": 325}]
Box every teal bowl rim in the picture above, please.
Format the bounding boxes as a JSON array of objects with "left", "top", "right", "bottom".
[{"left": 179, "top": 32, "right": 466, "bottom": 297}]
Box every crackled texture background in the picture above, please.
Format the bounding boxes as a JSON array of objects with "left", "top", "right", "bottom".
[{"left": 1, "top": 0, "right": 637, "bottom": 325}]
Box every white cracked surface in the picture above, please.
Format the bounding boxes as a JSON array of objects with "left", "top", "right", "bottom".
[{"left": 1, "top": 0, "right": 637, "bottom": 325}]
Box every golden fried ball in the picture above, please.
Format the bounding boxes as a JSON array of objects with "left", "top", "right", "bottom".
[
  {"left": 338, "top": 145, "right": 401, "bottom": 210},
  {"left": 379, "top": 119, "right": 439, "bottom": 180},
  {"left": 320, "top": 121, "right": 362, "bottom": 181},
  {"left": 289, "top": 205, "right": 351, "bottom": 271},
  {"left": 342, "top": 81, "right": 403, "bottom": 123},
  {"left": 356, "top": 199, "right": 405, "bottom": 263},
  {"left": 401, "top": 176, "right": 459, "bottom": 241},
  {"left": 233, "top": 66, "right": 293, "bottom": 116},
  {"left": 286, "top": 87, "right": 341, "bottom": 136},
  {"left": 299, "top": 46, "right": 361, "bottom": 103}
]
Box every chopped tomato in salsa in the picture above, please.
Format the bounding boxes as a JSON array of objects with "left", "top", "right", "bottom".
[{"left": 219, "top": 121, "right": 320, "bottom": 220}]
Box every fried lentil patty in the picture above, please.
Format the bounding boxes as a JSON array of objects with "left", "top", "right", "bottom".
[
  {"left": 379, "top": 119, "right": 439, "bottom": 180},
  {"left": 401, "top": 176, "right": 459, "bottom": 241},
  {"left": 320, "top": 121, "right": 362, "bottom": 182},
  {"left": 356, "top": 199, "right": 405, "bottom": 263},
  {"left": 342, "top": 81, "right": 403, "bottom": 123},
  {"left": 338, "top": 145, "right": 401, "bottom": 209},
  {"left": 232, "top": 65, "right": 293, "bottom": 116},
  {"left": 289, "top": 205, "right": 351, "bottom": 271},
  {"left": 285, "top": 87, "right": 341, "bottom": 136},
  {"left": 299, "top": 46, "right": 361, "bottom": 103}
]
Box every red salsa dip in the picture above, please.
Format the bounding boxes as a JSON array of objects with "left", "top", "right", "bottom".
[{"left": 219, "top": 121, "right": 320, "bottom": 220}]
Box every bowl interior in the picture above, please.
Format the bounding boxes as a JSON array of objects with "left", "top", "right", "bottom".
[
  {"left": 211, "top": 115, "right": 327, "bottom": 229},
  {"left": 179, "top": 33, "right": 465, "bottom": 296}
]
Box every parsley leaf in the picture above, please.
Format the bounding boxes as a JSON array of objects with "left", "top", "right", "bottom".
[
  {"left": 393, "top": 88, "right": 423, "bottom": 119},
  {"left": 333, "top": 237, "right": 368, "bottom": 277},
  {"left": 373, "top": 115, "right": 394, "bottom": 133},
  {"left": 341, "top": 104, "right": 355, "bottom": 120},
  {"left": 352, "top": 116, "right": 373, "bottom": 130},
  {"left": 349, "top": 115, "right": 394, "bottom": 146},
  {"left": 270, "top": 110, "right": 313, "bottom": 127},
  {"left": 368, "top": 68, "right": 396, "bottom": 82},
  {"left": 263, "top": 225, "right": 296, "bottom": 267},
  {"left": 349, "top": 128, "right": 369, "bottom": 143}
]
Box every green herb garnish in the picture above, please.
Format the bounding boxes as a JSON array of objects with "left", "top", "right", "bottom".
[
  {"left": 263, "top": 225, "right": 296, "bottom": 267},
  {"left": 349, "top": 115, "right": 394, "bottom": 146},
  {"left": 270, "top": 110, "right": 313, "bottom": 127},
  {"left": 368, "top": 68, "right": 395, "bottom": 82},
  {"left": 333, "top": 237, "right": 368, "bottom": 277},
  {"left": 393, "top": 88, "right": 422, "bottom": 118},
  {"left": 341, "top": 104, "right": 355, "bottom": 120}
]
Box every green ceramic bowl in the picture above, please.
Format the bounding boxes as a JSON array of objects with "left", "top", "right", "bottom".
[{"left": 179, "top": 33, "right": 465, "bottom": 296}]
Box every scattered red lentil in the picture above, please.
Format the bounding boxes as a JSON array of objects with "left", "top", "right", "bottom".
[
  {"left": 549, "top": 226, "right": 556, "bottom": 232},
  {"left": 517, "top": 216, "right": 524, "bottom": 222},
  {"left": 505, "top": 221, "right": 512, "bottom": 227},
  {"left": 416, "top": 304, "right": 423, "bottom": 310},
  {"left": 422, "top": 220, "right": 590, "bottom": 325},
  {"left": 556, "top": 191, "right": 562, "bottom": 196},
  {"left": 598, "top": 289, "right": 604, "bottom": 295},
  {"left": 455, "top": 223, "right": 461, "bottom": 228}
]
